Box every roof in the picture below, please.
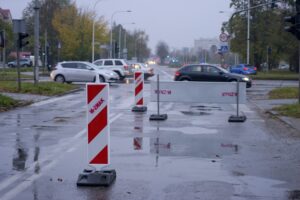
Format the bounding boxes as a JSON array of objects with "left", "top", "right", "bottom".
[{"left": 0, "top": 8, "right": 12, "bottom": 22}]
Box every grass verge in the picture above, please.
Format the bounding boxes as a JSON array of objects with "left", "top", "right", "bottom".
[
  {"left": 273, "top": 103, "right": 300, "bottom": 118},
  {"left": 0, "top": 81, "right": 79, "bottom": 96},
  {"left": 268, "top": 87, "right": 298, "bottom": 99},
  {"left": 0, "top": 94, "right": 20, "bottom": 112},
  {"left": 250, "top": 70, "right": 298, "bottom": 80}
]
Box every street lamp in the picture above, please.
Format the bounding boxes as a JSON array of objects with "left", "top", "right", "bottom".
[
  {"left": 110, "top": 10, "right": 132, "bottom": 58},
  {"left": 92, "top": 0, "right": 103, "bottom": 62}
]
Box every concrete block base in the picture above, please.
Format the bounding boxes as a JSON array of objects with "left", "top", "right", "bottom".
[
  {"left": 132, "top": 106, "right": 147, "bottom": 112},
  {"left": 77, "top": 169, "right": 116, "bottom": 187},
  {"left": 228, "top": 115, "right": 247, "bottom": 123},
  {"left": 149, "top": 114, "right": 168, "bottom": 121}
]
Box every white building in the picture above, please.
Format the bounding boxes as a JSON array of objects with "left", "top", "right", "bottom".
[{"left": 194, "top": 38, "right": 219, "bottom": 51}]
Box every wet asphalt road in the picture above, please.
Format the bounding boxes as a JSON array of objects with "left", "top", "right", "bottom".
[{"left": 0, "top": 65, "right": 300, "bottom": 200}]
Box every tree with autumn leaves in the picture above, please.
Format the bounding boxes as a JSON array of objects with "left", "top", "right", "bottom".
[{"left": 22, "top": 0, "right": 150, "bottom": 65}]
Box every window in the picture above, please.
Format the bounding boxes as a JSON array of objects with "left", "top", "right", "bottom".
[
  {"left": 76, "top": 63, "right": 88, "bottom": 70},
  {"left": 104, "top": 60, "right": 113, "bottom": 65},
  {"left": 189, "top": 65, "right": 202, "bottom": 72},
  {"left": 206, "top": 66, "right": 220, "bottom": 74},
  {"left": 94, "top": 61, "right": 103, "bottom": 66},
  {"left": 61, "top": 63, "right": 76, "bottom": 69},
  {"left": 115, "top": 60, "right": 123, "bottom": 65}
]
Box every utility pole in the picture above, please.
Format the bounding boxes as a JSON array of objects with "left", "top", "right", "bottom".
[
  {"left": 34, "top": 0, "right": 40, "bottom": 85},
  {"left": 118, "top": 26, "right": 122, "bottom": 58},
  {"left": 247, "top": 0, "right": 250, "bottom": 64}
]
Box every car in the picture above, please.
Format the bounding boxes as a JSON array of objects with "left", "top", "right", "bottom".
[
  {"left": 50, "top": 61, "right": 119, "bottom": 83},
  {"left": 229, "top": 64, "right": 257, "bottom": 75},
  {"left": 131, "top": 63, "right": 154, "bottom": 80},
  {"left": 174, "top": 64, "right": 252, "bottom": 88},
  {"left": 7, "top": 58, "right": 32, "bottom": 68},
  {"left": 93, "top": 59, "right": 131, "bottom": 80}
]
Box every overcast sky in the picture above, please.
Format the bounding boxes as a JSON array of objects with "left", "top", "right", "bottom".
[{"left": 1, "top": 0, "right": 232, "bottom": 51}]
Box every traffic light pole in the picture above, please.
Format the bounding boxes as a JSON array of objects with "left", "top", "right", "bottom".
[
  {"left": 16, "top": 36, "right": 21, "bottom": 91},
  {"left": 34, "top": 0, "right": 40, "bottom": 85},
  {"left": 299, "top": 41, "right": 300, "bottom": 104}
]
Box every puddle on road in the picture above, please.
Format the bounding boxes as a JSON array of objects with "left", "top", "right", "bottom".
[
  {"left": 155, "top": 126, "right": 218, "bottom": 135},
  {"left": 181, "top": 111, "right": 210, "bottom": 116},
  {"left": 191, "top": 105, "right": 222, "bottom": 111},
  {"left": 53, "top": 117, "right": 71, "bottom": 123}
]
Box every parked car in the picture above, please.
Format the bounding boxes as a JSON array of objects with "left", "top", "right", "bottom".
[
  {"left": 93, "top": 59, "right": 131, "bottom": 80},
  {"left": 7, "top": 58, "right": 32, "bottom": 68},
  {"left": 131, "top": 63, "right": 154, "bottom": 80},
  {"left": 174, "top": 64, "right": 252, "bottom": 88},
  {"left": 229, "top": 64, "right": 257, "bottom": 75},
  {"left": 50, "top": 61, "right": 119, "bottom": 83}
]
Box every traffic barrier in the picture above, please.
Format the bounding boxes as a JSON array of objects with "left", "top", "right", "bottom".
[
  {"left": 132, "top": 71, "right": 147, "bottom": 112},
  {"left": 77, "top": 83, "right": 116, "bottom": 187},
  {"left": 150, "top": 78, "right": 247, "bottom": 122},
  {"left": 150, "top": 74, "right": 168, "bottom": 120}
]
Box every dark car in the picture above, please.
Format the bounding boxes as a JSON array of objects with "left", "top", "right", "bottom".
[
  {"left": 174, "top": 64, "right": 252, "bottom": 88},
  {"left": 229, "top": 64, "right": 257, "bottom": 75}
]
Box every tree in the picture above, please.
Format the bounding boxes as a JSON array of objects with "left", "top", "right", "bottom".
[
  {"left": 23, "top": 0, "right": 71, "bottom": 64},
  {"left": 52, "top": 3, "right": 108, "bottom": 61},
  {"left": 226, "top": 0, "right": 298, "bottom": 70},
  {"left": 156, "top": 41, "right": 169, "bottom": 65}
]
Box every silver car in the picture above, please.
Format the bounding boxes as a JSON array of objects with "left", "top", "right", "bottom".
[{"left": 50, "top": 61, "right": 119, "bottom": 83}]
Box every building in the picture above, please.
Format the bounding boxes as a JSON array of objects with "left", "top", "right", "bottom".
[
  {"left": 0, "top": 8, "right": 12, "bottom": 23},
  {"left": 194, "top": 38, "right": 219, "bottom": 51}
]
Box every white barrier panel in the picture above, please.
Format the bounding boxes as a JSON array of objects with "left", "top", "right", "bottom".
[
  {"left": 150, "top": 81, "right": 246, "bottom": 104},
  {"left": 87, "top": 83, "right": 110, "bottom": 169}
]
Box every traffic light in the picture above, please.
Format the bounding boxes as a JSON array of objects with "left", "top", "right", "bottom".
[
  {"left": 284, "top": 0, "right": 300, "bottom": 40},
  {"left": 18, "top": 32, "right": 29, "bottom": 48},
  {"left": 0, "top": 31, "right": 4, "bottom": 48}
]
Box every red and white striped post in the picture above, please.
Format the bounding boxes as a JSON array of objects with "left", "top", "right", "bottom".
[
  {"left": 132, "top": 71, "right": 147, "bottom": 112},
  {"left": 86, "top": 83, "right": 110, "bottom": 169},
  {"left": 77, "top": 83, "right": 116, "bottom": 186}
]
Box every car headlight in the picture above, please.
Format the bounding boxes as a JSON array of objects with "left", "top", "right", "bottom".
[{"left": 242, "top": 77, "right": 249, "bottom": 81}]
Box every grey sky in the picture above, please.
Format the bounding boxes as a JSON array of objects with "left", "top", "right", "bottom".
[{"left": 1, "top": 0, "right": 232, "bottom": 51}]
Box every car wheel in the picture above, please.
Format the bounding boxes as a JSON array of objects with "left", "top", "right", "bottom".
[
  {"left": 8, "top": 64, "right": 14, "bottom": 68},
  {"left": 99, "top": 75, "right": 105, "bottom": 82},
  {"left": 55, "top": 75, "right": 65, "bottom": 83},
  {"left": 114, "top": 71, "right": 125, "bottom": 80}
]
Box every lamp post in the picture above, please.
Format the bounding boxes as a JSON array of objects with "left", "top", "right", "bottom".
[
  {"left": 109, "top": 10, "right": 132, "bottom": 58},
  {"left": 92, "top": 0, "right": 102, "bottom": 62}
]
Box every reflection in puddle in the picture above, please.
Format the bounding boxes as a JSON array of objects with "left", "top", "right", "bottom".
[{"left": 181, "top": 111, "right": 210, "bottom": 116}]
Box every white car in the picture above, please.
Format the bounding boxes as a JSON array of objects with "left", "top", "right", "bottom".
[
  {"left": 93, "top": 59, "right": 131, "bottom": 80},
  {"left": 131, "top": 63, "right": 154, "bottom": 80},
  {"left": 50, "top": 61, "right": 119, "bottom": 83}
]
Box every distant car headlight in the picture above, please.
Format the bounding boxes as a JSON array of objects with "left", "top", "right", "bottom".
[{"left": 242, "top": 77, "right": 249, "bottom": 81}]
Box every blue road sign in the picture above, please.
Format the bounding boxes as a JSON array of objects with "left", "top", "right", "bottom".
[{"left": 220, "top": 45, "right": 229, "bottom": 53}]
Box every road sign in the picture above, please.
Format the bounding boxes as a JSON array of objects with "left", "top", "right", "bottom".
[
  {"left": 219, "top": 33, "right": 229, "bottom": 42},
  {"left": 220, "top": 45, "right": 229, "bottom": 53}
]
